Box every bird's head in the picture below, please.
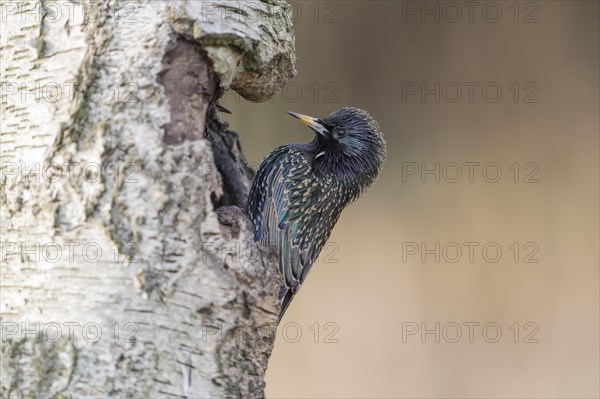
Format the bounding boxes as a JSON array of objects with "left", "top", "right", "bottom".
[{"left": 288, "top": 107, "right": 386, "bottom": 191}]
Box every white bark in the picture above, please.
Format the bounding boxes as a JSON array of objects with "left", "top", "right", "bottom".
[{"left": 0, "top": 0, "right": 295, "bottom": 397}]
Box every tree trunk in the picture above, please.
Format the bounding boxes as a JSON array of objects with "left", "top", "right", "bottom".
[{"left": 0, "top": 0, "right": 295, "bottom": 397}]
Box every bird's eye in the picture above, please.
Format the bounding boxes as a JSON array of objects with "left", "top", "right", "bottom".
[{"left": 336, "top": 127, "right": 347, "bottom": 138}]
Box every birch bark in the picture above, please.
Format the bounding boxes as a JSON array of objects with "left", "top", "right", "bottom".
[{"left": 0, "top": 1, "right": 295, "bottom": 396}]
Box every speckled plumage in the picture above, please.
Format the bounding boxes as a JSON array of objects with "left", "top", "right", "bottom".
[{"left": 247, "top": 107, "right": 386, "bottom": 318}]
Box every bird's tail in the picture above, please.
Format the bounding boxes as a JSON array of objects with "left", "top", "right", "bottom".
[{"left": 278, "top": 288, "right": 295, "bottom": 320}]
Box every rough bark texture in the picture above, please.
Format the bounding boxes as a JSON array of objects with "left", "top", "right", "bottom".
[{"left": 0, "top": 0, "right": 295, "bottom": 397}]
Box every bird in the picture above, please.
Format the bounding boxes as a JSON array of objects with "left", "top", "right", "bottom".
[{"left": 246, "top": 107, "right": 386, "bottom": 319}]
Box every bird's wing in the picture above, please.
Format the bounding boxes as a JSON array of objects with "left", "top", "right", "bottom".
[{"left": 247, "top": 146, "right": 345, "bottom": 318}]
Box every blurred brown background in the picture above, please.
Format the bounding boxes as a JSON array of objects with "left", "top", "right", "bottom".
[{"left": 222, "top": 1, "right": 599, "bottom": 397}]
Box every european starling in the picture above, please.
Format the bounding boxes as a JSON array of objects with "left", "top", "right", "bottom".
[{"left": 247, "top": 107, "right": 386, "bottom": 318}]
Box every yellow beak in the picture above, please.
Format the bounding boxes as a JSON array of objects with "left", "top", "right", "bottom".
[{"left": 288, "top": 112, "right": 329, "bottom": 137}]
